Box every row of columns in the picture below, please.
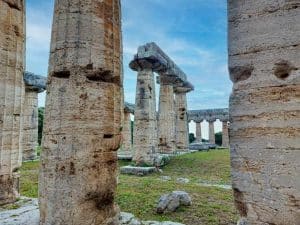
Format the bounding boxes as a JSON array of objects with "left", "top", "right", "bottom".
[{"left": 193, "top": 119, "right": 229, "bottom": 147}]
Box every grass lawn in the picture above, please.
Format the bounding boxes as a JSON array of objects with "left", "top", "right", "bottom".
[{"left": 20, "top": 149, "right": 238, "bottom": 225}]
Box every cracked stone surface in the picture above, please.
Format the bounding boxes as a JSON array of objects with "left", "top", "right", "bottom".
[
  {"left": 228, "top": 1, "right": 300, "bottom": 224},
  {"left": 0, "top": 0, "right": 26, "bottom": 205},
  {"left": 39, "top": 0, "right": 123, "bottom": 224}
]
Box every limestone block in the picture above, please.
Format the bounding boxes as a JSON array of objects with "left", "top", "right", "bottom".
[
  {"left": 228, "top": 1, "right": 300, "bottom": 224},
  {"left": 39, "top": 1, "right": 122, "bottom": 224},
  {"left": 0, "top": 0, "right": 25, "bottom": 205}
]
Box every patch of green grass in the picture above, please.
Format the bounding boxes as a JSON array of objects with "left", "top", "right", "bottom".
[{"left": 19, "top": 149, "right": 237, "bottom": 225}]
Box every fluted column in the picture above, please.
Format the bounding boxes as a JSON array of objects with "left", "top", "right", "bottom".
[
  {"left": 132, "top": 67, "right": 157, "bottom": 165},
  {"left": 0, "top": 0, "right": 25, "bottom": 205},
  {"left": 39, "top": 1, "right": 122, "bottom": 224},
  {"left": 174, "top": 91, "right": 189, "bottom": 151},
  {"left": 158, "top": 77, "right": 176, "bottom": 153},
  {"left": 208, "top": 120, "right": 216, "bottom": 144},
  {"left": 229, "top": 1, "right": 300, "bottom": 224},
  {"left": 221, "top": 120, "right": 229, "bottom": 148},
  {"left": 195, "top": 120, "right": 203, "bottom": 142}
]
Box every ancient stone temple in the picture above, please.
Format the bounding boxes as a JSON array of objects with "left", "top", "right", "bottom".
[
  {"left": 0, "top": 0, "right": 25, "bottom": 205},
  {"left": 39, "top": 1, "right": 122, "bottom": 224},
  {"left": 188, "top": 108, "right": 229, "bottom": 146},
  {"left": 22, "top": 72, "right": 46, "bottom": 161},
  {"left": 130, "top": 43, "right": 193, "bottom": 163},
  {"left": 228, "top": 1, "right": 300, "bottom": 224}
]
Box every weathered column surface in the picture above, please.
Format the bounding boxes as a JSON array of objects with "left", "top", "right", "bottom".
[
  {"left": 228, "top": 1, "right": 300, "bottom": 224},
  {"left": 221, "top": 120, "right": 229, "bottom": 148},
  {"left": 158, "top": 77, "right": 176, "bottom": 153},
  {"left": 22, "top": 73, "right": 46, "bottom": 161},
  {"left": 131, "top": 66, "right": 157, "bottom": 165},
  {"left": 208, "top": 120, "right": 215, "bottom": 144},
  {"left": 0, "top": 0, "right": 25, "bottom": 205},
  {"left": 195, "top": 120, "right": 203, "bottom": 142},
  {"left": 174, "top": 85, "right": 192, "bottom": 151},
  {"left": 119, "top": 110, "right": 132, "bottom": 157},
  {"left": 39, "top": 1, "right": 122, "bottom": 224}
]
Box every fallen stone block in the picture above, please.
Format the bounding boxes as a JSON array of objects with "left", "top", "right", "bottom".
[
  {"left": 120, "top": 166, "right": 156, "bottom": 176},
  {"left": 156, "top": 191, "right": 192, "bottom": 214}
]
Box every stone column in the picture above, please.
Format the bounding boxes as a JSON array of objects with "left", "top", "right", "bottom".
[
  {"left": 157, "top": 77, "right": 176, "bottom": 153},
  {"left": 208, "top": 120, "right": 215, "bottom": 144},
  {"left": 22, "top": 73, "right": 47, "bottom": 161},
  {"left": 119, "top": 110, "right": 132, "bottom": 157},
  {"left": 221, "top": 120, "right": 229, "bottom": 148},
  {"left": 132, "top": 67, "right": 157, "bottom": 166},
  {"left": 228, "top": 1, "right": 300, "bottom": 224},
  {"left": 174, "top": 90, "right": 189, "bottom": 151},
  {"left": 22, "top": 89, "right": 39, "bottom": 161},
  {"left": 39, "top": 1, "right": 122, "bottom": 224},
  {"left": 195, "top": 120, "right": 203, "bottom": 142},
  {"left": 0, "top": 0, "right": 25, "bottom": 205}
]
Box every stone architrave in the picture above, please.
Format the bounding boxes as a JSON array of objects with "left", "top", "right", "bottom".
[
  {"left": 208, "top": 119, "right": 216, "bottom": 144},
  {"left": 174, "top": 85, "right": 193, "bottom": 151},
  {"left": 22, "top": 73, "right": 47, "bottom": 161},
  {"left": 131, "top": 65, "right": 158, "bottom": 166},
  {"left": 221, "top": 120, "right": 229, "bottom": 148},
  {"left": 39, "top": 1, "right": 122, "bottom": 224},
  {"left": 195, "top": 120, "right": 203, "bottom": 143},
  {"left": 0, "top": 0, "right": 25, "bottom": 205},
  {"left": 228, "top": 1, "right": 300, "bottom": 224},
  {"left": 157, "top": 77, "right": 176, "bottom": 153}
]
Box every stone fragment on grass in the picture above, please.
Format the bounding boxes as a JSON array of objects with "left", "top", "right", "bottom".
[
  {"left": 120, "top": 166, "right": 156, "bottom": 176},
  {"left": 176, "top": 178, "right": 190, "bottom": 184},
  {"left": 156, "top": 191, "right": 191, "bottom": 214},
  {"left": 160, "top": 176, "right": 171, "bottom": 181}
]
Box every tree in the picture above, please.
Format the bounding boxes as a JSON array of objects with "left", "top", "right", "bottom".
[
  {"left": 215, "top": 131, "right": 222, "bottom": 146},
  {"left": 189, "top": 133, "right": 195, "bottom": 143},
  {"left": 38, "top": 107, "right": 45, "bottom": 145}
]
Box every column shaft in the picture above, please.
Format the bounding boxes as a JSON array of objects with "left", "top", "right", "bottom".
[
  {"left": 229, "top": 1, "right": 300, "bottom": 224},
  {"left": 133, "top": 68, "right": 157, "bottom": 165},
  {"left": 175, "top": 92, "right": 189, "bottom": 151},
  {"left": 208, "top": 121, "right": 215, "bottom": 144},
  {"left": 158, "top": 83, "right": 176, "bottom": 153},
  {"left": 22, "top": 90, "right": 38, "bottom": 161},
  {"left": 119, "top": 111, "right": 132, "bottom": 156},
  {"left": 195, "top": 122, "right": 202, "bottom": 142},
  {"left": 221, "top": 121, "right": 229, "bottom": 148},
  {"left": 0, "top": 0, "right": 25, "bottom": 205},
  {"left": 39, "top": 1, "right": 122, "bottom": 224}
]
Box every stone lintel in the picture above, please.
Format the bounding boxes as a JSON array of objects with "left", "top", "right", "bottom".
[
  {"left": 188, "top": 108, "right": 229, "bottom": 122},
  {"left": 24, "top": 72, "right": 47, "bottom": 93},
  {"left": 129, "top": 42, "right": 187, "bottom": 83},
  {"left": 124, "top": 102, "right": 135, "bottom": 114},
  {"left": 174, "top": 81, "right": 194, "bottom": 93}
]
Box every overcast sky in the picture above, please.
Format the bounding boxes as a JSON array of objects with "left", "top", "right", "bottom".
[{"left": 26, "top": 0, "right": 231, "bottom": 138}]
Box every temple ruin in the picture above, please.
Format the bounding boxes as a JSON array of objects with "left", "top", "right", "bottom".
[
  {"left": 228, "top": 1, "right": 300, "bottom": 224},
  {"left": 129, "top": 42, "right": 194, "bottom": 165},
  {"left": 39, "top": 0, "right": 122, "bottom": 224},
  {"left": 188, "top": 108, "right": 229, "bottom": 147},
  {"left": 23, "top": 72, "right": 46, "bottom": 161},
  {"left": 0, "top": 0, "right": 26, "bottom": 205}
]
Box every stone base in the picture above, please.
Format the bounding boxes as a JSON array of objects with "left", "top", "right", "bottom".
[
  {"left": 118, "top": 154, "right": 133, "bottom": 160},
  {"left": 189, "top": 142, "right": 217, "bottom": 151},
  {"left": 120, "top": 166, "right": 156, "bottom": 176},
  {"left": 0, "top": 198, "right": 185, "bottom": 225}
]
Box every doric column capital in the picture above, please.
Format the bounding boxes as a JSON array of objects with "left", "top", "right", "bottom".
[
  {"left": 207, "top": 118, "right": 216, "bottom": 123},
  {"left": 194, "top": 119, "right": 204, "bottom": 123},
  {"left": 24, "top": 72, "right": 47, "bottom": 93}
]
